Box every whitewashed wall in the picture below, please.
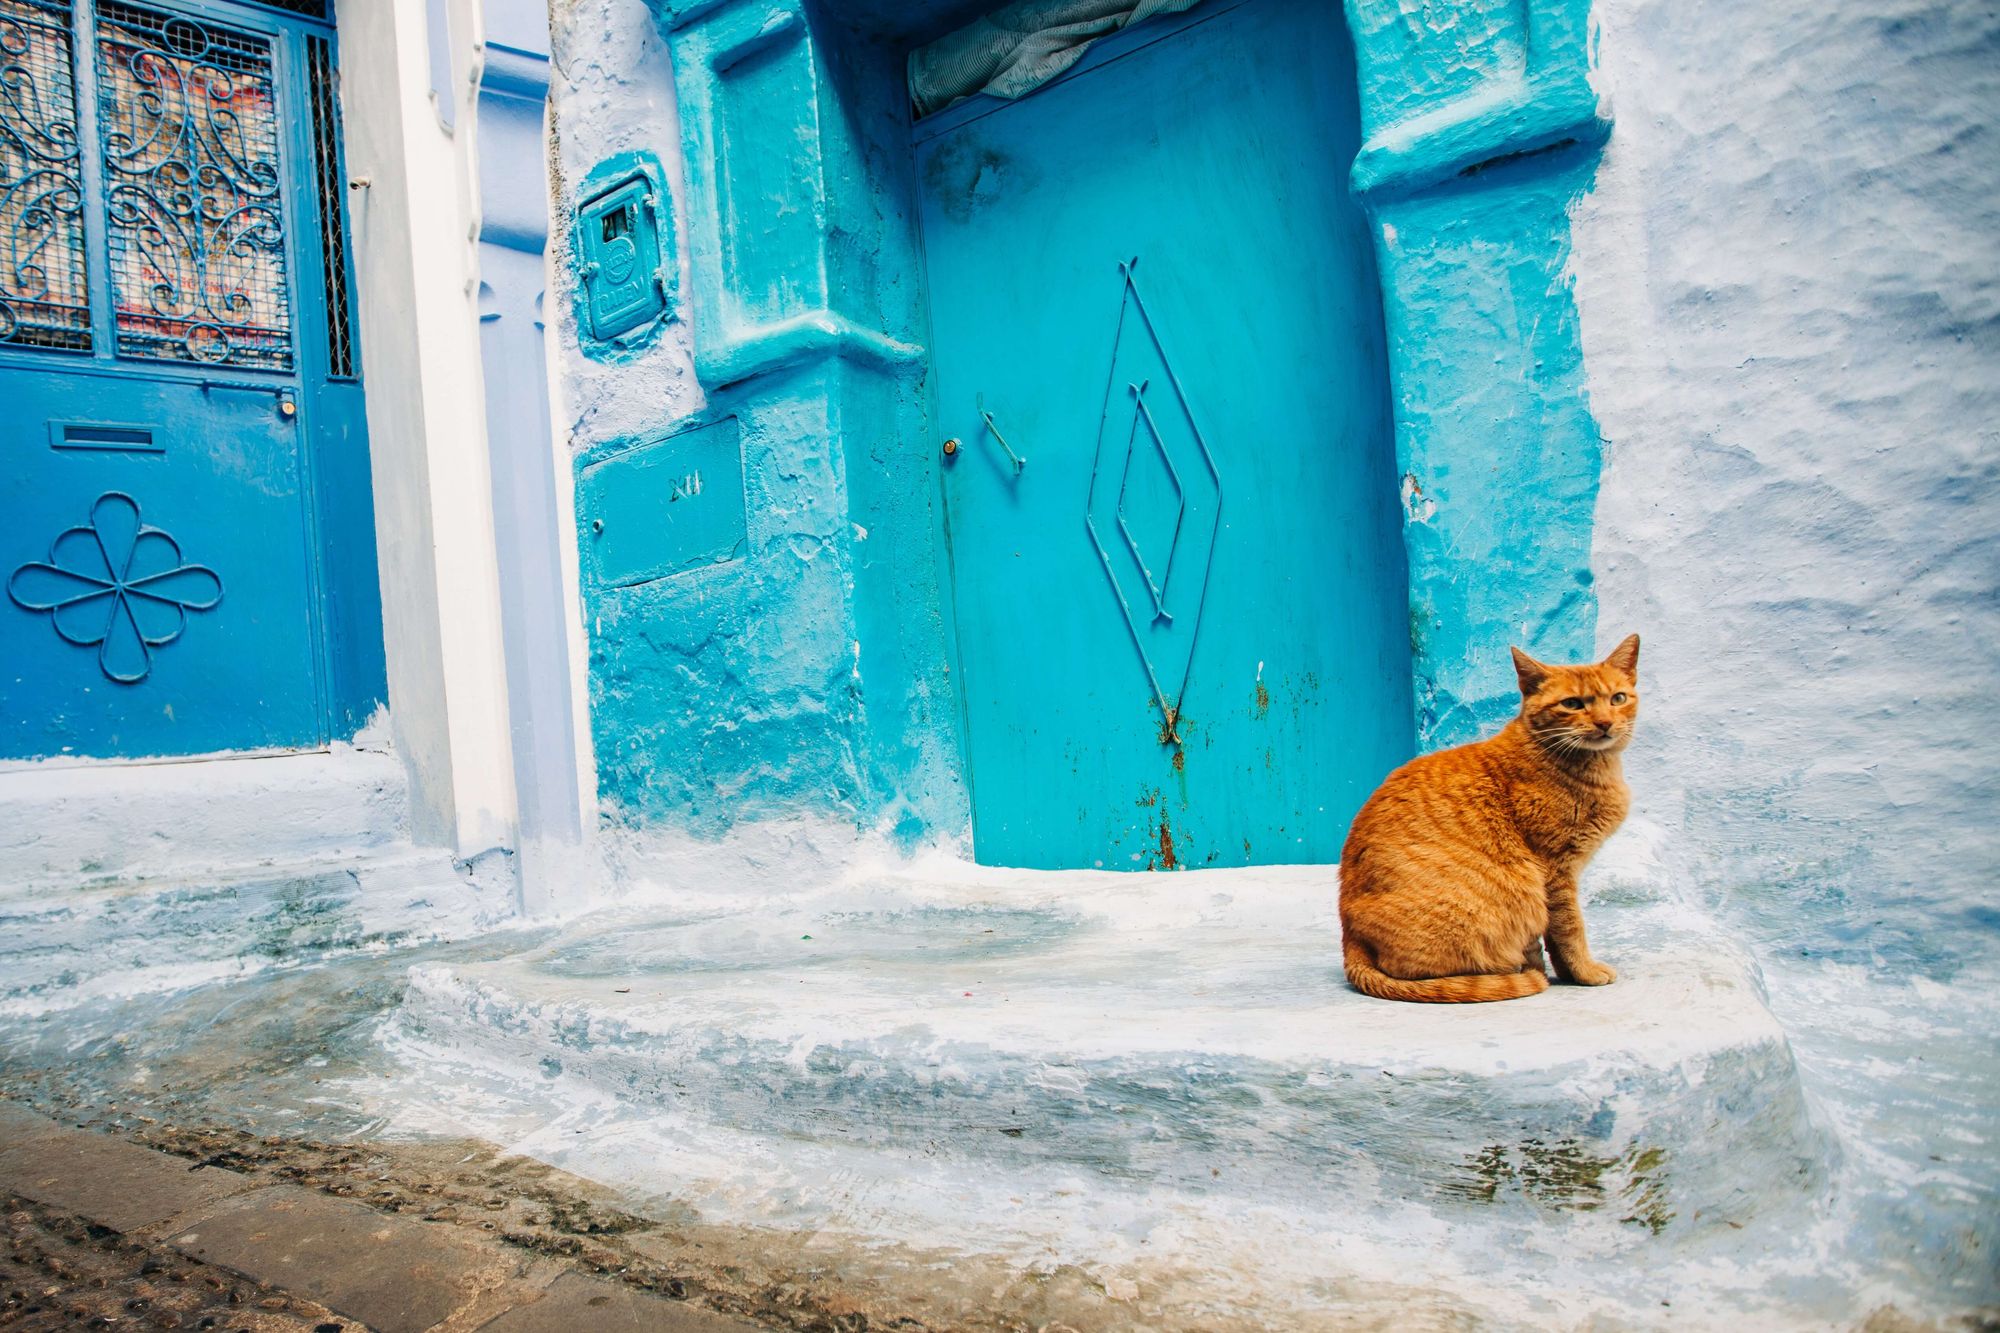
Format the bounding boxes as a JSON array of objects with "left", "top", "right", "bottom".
[
  {"left": 1574, "top": 0, "right": 1999, "bottom": 971},
  {"left": 547, "top": 0, "right": 701, "bottom": 451},
  {"left": 337, "top": 0, "right": 520, "bottom": 858},
  {"left": 1573, "top": 0, "right": 1999, "bottom": 1305}
]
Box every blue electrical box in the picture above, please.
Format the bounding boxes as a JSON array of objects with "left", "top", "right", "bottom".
[{"left": 577, "top": 170, "right": 671, "bottom": 341}]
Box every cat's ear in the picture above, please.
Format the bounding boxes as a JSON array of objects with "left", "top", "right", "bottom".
[
  {"left": 1603, "top": 633, "right": 1640, "bottom": 678},
  {"left": 1510, "top": 647, "right": 1551, "bottom": 696}
]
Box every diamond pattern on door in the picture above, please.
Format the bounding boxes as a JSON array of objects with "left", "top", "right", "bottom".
[{"left": 1084, "top": 260, "right": 1221, "bottom": 742}]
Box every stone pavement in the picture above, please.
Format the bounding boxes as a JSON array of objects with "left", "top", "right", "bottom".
[{"left": 0, "top": 1100, "right": 756, "bottom": 1332}]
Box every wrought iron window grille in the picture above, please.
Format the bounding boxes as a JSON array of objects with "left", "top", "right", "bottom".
[
  {"left": 94, "top": 0, "right": 296, "bottom": 371},
  {"left": 0, "top": 0, "right": 93, "bottom": 352}
]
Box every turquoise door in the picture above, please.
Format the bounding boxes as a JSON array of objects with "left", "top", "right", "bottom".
[
  {"left": 0, "top": 0, "right": 382, "bottom": 759},
  {"left": 917, "top": 0, "right": 1412, "bottom": 869}
]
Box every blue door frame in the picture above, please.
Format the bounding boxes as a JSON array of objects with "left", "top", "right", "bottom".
[
  {"left": 596, "top": 0, "right": 1609, "bottom": 849},
  {"left": 0, "top": 0, "right": 384, "bottom": 760}
]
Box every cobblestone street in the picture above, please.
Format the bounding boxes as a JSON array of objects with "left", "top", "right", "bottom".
[
  {"left": 4, "top": 1190, "right": 354, "bottom": 1332},
  {"left": 0, "top": 1102, "right": 752, "bottom": 1333}
]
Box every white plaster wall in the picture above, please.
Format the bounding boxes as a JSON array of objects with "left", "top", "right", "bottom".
[
  {"left": 1573, "top": 0, "right": 2000, "bottom": 967},
  {"left": 541, "top": 249, "right": 603, "bottom": 877},
  {"left": 547, "top": 0, "right": 702, "bottom": 453},
  {"left": 336, "top": 0, "right": 519, "bottom": 858},
  {"left": 507, "top": 5, "right": 603, "bottom": 860},
  {"left": 1572, "top": 4, "right": 1999, "bottom": 1308}
]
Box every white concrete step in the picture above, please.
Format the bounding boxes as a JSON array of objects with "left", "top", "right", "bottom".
[
  {"left": 0, "top": 743, "right": 514, "bottom": 1011},
  {"left": 0, "top": 746, "right": 412, "bottom": 892},
  {"left": 380, "top": 863, "right": 1828, "bottom": 1248},
  {"left": 0, "top": 845, "right": 514, "bottom": 1014}
]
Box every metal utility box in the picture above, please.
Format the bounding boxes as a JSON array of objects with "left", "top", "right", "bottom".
[
  {"left": 579, "top": 417, "right": 747, "bottom": 587},
  {"left": 577, "top": 172, "right": 671, "bottom": 341}
]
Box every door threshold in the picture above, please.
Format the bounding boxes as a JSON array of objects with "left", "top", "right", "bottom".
[{"left": 0, "top": 746, "right": 335, "bottom": 776}]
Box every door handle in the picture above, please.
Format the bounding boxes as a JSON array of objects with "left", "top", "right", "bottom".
[
  {"left": 975, "top": 395, "right": 1026, "bottom": 474},
  {"left": 200, "top": 379, "right": 298, "bottom": 420}
]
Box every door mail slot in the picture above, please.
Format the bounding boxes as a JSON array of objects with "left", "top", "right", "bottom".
[
  {"left": 50, "top": 421, "right": 162, "bottom": 453},
  {"left": 580, "top": 416, "right": 747, "bottom": 586},
  {"left": 577, "top": 170, "right": 671, "bottom": 342}
]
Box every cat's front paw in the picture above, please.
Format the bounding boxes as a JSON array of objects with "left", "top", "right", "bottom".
[{"left": 1569, "top": 960, "right": 1617, "bottom": 986}]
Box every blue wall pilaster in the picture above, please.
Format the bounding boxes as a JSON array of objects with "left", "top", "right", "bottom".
[
  {"left": 1344, "top": 0, "right": 1611, "bottom": 745},
  {"left": 475, "top": 11, "right": 586, "bottom": 879},
  {"left": 582, "top": 0, "right": 966, "bottom": 840}
]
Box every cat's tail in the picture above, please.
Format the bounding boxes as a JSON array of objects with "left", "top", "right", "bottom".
[{"left": 1342, "top": 937, "right": 1549, "bottom": 1004}]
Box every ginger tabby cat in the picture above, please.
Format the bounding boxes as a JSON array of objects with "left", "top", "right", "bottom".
[{"left": 1339, "top": 635, "right": 1640, "bottom": 1003}]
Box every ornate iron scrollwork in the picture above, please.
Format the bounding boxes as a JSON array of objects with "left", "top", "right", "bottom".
[
  {"left": 0, "top": 0, "right": 91, "bottom": 350},
  {"left": 94, "top": 1, "right": 293, "bottom": 369}
]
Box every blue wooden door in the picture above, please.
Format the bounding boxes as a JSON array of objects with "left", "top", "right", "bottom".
[
  {"left": 0, "top": 0, "right": 381, "bottom": 760},
  {"left": 917, "top": 0, "right": 1412, "bottom": 869}
]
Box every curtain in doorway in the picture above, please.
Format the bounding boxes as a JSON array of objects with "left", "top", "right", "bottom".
[{"left": 909, "top": 0, "right": 1206, "bottom": 118}]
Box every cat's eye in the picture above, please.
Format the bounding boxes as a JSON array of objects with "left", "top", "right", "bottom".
[
  {"left": 1560, "top": 697, "right": 1586, "bottom": 710},
  {"left": 1611, "top": 692, "right": 1629, "bottom": 705}
]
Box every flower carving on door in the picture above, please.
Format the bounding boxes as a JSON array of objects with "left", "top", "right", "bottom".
[{"left": 8, "top": 491, "right": 223, "bottom": 683}]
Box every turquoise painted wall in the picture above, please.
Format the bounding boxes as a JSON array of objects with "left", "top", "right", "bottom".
[
  {"left": 573, "top": 1, "right": 966, "bottom": 841},
  {"left": 1372, "top": 163, "right": 1605, "bottom": 744},
  {"left": 565, "top": 0, "right": 1611, "bottom": 839},
  {"left": 578, "top": 373, "right": 864, "bottom": 827},
  {"left": 1345, "top": 0, "right": 1609, "bottom": 746}
]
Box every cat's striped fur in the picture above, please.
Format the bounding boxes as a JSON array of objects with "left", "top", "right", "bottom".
[{"left": 1339, "top": 635, "right": 1640, "bottom": 1003}]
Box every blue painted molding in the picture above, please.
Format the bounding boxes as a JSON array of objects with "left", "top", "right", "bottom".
[
  {"left": 701, "top": 4, "right": 802, "bottom": 69},
  {"left": 1351, "top": 76, "right": 1607, "bottom": 200},
  {"left": 661, "top": 0, "right": 932, "bottom": 389},
  {"left": 667, "top": 0, "right": 826, "bottom": 387},
  {"left": 474, "top": 4, "right": 586, "bottom": 881},
  {"left": 475, "top": 41, "right": 554, "bottom": 253},
  {"left": 1347, "top": 0, "right": 1608, "bottom": 201},
  {"left": 701, "top": 311, "right": 923, "bottom": 389}
]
